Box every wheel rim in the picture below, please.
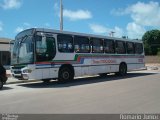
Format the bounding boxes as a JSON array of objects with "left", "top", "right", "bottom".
[{"left": 62, "top": 71, "right": 70, "bottom": 80}]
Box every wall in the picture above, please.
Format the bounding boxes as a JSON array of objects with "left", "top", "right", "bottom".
[{"left": 145, "top": 56, "right": 160, "bottom": 63}]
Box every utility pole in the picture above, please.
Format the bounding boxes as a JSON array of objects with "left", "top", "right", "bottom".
[
  {"left": 60, "top": 0, "right": 63, "bottom": 31},
  {"left": 110, "top": 31, "right": 115, "bottom": 37}
]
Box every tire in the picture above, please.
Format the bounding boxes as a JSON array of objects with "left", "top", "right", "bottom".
[
  {"left": 42, "top": 79, "right": 51, "bottom": 83},
  {"left": 58, "top": 67, "right": 74, "bottom": 83},
  {"left": 0, "top": 79, "right": 3, "bottom": 90},
  {"left": 99, "top": 73, "right": 107, "bottom": 78},
  {"left": 117, "top": 63, "right": 127, "bottom": 76}
]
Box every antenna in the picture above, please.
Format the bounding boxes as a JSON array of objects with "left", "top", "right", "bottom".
[{"left": 60, "top": 0, "right": 63, "bottom": 31}]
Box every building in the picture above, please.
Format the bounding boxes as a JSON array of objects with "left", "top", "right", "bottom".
[{"left": 0, "top": 38, "right": 13, "bottom": 66}]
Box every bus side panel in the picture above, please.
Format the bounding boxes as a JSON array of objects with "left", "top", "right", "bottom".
[
  {"left": 110, "top": 65, "right": 119, "bottom": 73},
  {"left": 74, "top": 67, "right": 82, "bottom": 77},
  {"left": 81, "top": 67, "right": 89, "bottom": 76},
  {"left": 89, "top": 66, "right": 105, "bottom": 75},
  {"left": 28, "top": 69, "right": 43, "bottom": 80},
  {"left": 42, "top": 68, "right": 50, "bottom": 79},
  {"left": 50, "top": 68, "right": 59, "bottom": 79}
]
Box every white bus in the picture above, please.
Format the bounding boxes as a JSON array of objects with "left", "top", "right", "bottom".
[{"left": 11, "top": 28, "right": 145, "bottom": 82}]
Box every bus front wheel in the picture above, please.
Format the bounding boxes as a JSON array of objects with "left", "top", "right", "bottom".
[{"left": 58, "top": 67, "right": 74, "bottom": 83}]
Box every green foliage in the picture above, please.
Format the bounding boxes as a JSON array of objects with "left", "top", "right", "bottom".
[{"left": 142, "top": 30, "right": 160, "bottom": 55}]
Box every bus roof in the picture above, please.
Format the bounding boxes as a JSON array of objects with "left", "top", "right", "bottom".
[{"left": 17, "top": 28, "right": 143, "bottom": 43}]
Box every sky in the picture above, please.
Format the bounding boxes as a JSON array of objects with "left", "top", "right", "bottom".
[{"left": 0, "top": 0, "right": 160, "bottom": 39}]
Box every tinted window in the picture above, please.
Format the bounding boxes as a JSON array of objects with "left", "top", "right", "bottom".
[
  {"left": 57, "top": 34, "right": 74, "bottom": 53},
  {"left": 0, "top": 51, "right": 10, "bottom": 65},
  {"left": 104, "top": 39, "right": 115, "bottom": 53},
  {"left": 126, "top": 42, "right": 135, "bottom": 54},
  {"left": 74, "top": 36, "right": 90, "bottom": 53},
  {"left": 116, "top": 41, "right": 126, "bottom": 54},
  {"left": 135, "top": 43, "right": 143, "bottom": 54},
  {"left": 91, "top": 38, "right": 103, "bottom": 53},
  {"left": 36, "top": 36, "right": 56, "bottom": 62}
]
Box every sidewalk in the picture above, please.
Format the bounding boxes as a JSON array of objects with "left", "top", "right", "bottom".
[{"left": 145, "top": 63, "right": 160, "bottom": 71}]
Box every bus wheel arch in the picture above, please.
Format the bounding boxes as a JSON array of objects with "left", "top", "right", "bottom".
[
  {"left": 117, "top": 62, "right": 127, "bottom": 76},
  {"left": 58, "top": 64, "right": 74, "bottom": 82}
]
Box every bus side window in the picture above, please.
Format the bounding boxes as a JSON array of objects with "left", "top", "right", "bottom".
[
  {"left": 104, "top": 39, "right": 115, "bottom": 54},
  {"left": 74, "top": 36, "right": 90, "bottom": 53},
  {"left": 57, "top": 34, "right": 74, "bottom": 53},
  {"left": 91, "top": 38, "right": 103, "bottom": 53},
  {"left": 115, "top": 41, "right": 126, "bottom": 54},
  {"left": 126, "top": 42, "right": 135, "bottom": 54},
  {"left": 135, "top": 43, "right": 143, "bottom": 54}
]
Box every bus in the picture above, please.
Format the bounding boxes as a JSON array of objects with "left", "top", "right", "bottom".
[{"left": 10, "top": 28, "right": 145, "bottom": 82}]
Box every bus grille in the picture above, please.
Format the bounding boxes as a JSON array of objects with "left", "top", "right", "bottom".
[{"left": 14, "top": 71, "right": 21, "bottom": 74}]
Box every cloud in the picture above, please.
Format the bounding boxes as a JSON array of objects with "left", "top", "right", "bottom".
[
  {"left": 63, "top": 9, "right": 92, "bottom": 21},
  {"left": 112, "top": 1, "right": 160, "bottom": 27},
  {"left": 126, "top": 22, "right": 146, "bottom": 39},
  {"left": 15, "top": 22, "right": 31, "bottom": 33},
  {"left": 54, "top": 2, "right": 59, "bottom": 11},
  {"left": 44, "top": 23, "right": 51, "bottom": 28},
  {"left": 130, "top": 1, "right": 160, "bottom": 26},
  {"left": 15, "top": 27, "right": 23, "bottom": 33},
  {"left": 89, "top": 23, "right": 124, "bottom": 38},
  {"left": 89, "top": 24, "right": 109, "bottom": 34},
  {"left": 1, "top": 0, "right": 22, "bottom": 10},
  {"left": 53, "top": 2, "right": 92, "bottom": 21},
  {"left": 53, "top": 2, "right": 59, "bottom": 16},
  {"left": 111, "top": 1, "right": 160, "bottom": 39},
  {"left": 0, "top": 21, "right": 3, "bottom": 32}
]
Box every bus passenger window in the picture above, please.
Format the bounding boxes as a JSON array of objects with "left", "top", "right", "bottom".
[
  {"left": 74, "top": 36, "right": 90, "bottom": 53},
  {"left": 135, "top": 43, "right": 143, "bottom": 54},
  {"left": 104, "top": 40, "right": 115, "bottom": 53},
  {"left": 126, "top": 42, "right": 135, "bottom": 54},
  {"left": 57, "top": 34, "right": 74, "bottom": 53},
  {"left": 116, "top": 41, "right": 126, "bottom": 54},
  {"left": 91, "top": 38, "right": 103, "bottom": 53}
]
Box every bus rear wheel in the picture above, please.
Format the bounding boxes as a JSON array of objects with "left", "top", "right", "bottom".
[
  {"left": 117, "top": 63, "right": 127, "bottom": 76},
  {"left": 58, "top": 67, "right": 74, "bottom": 83}
]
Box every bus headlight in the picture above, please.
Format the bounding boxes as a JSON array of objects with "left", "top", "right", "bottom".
[{"left": 23, "top": 69, "right": 32, "bottom": 73}]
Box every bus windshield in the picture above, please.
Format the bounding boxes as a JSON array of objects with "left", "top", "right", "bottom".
[{"left": 11, "top": 35, "right": 33, "bottom": 65}]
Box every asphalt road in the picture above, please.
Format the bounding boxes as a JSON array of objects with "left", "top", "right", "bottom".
[{"left": 0, "top": 70, "right": 160, "bottom": 114}]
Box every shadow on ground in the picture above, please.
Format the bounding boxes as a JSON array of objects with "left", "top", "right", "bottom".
[
  {"left": 17, "top": 72, "right": 157, "bottom": 89},
  {"left": 0, "top": 86, "right": 14, "bottom": 91}
]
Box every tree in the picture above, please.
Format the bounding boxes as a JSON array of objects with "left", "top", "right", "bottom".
[{"left": 142, "top": 30, "right": 160, "bottom": 55}]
